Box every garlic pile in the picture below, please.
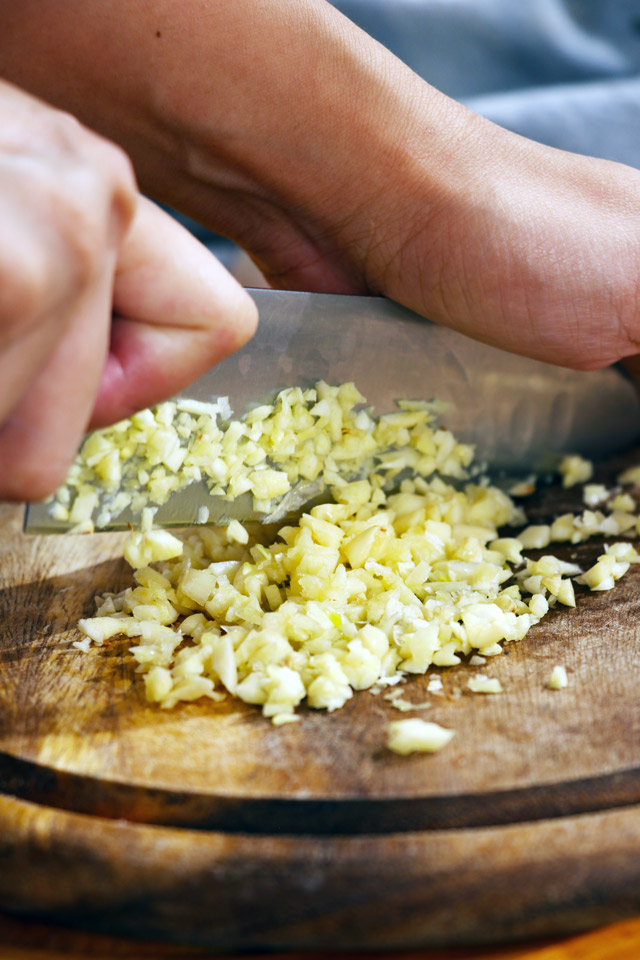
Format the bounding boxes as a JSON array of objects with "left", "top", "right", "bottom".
[
  {"left": 51, "top": 382, "right": 472, "bottom": 530},
  {"left": 73, "top": 382, "right": 640, "bottom": 733}
]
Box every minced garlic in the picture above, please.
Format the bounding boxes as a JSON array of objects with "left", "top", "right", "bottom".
[
  {"left": 53, "top": 382, "right": 474, "bottom": 529},
  {"left": 467, "top": 675, "right": 503, "bottom": 694},
  {"left": 583, "top": 484, "right": 609, "bottom": 508},
  {"left": 79, "top": 469, "right": 534, "bottom": 720},
  {"left": 519, "top": 508, "right": 639, "bottom": 548},
  {"left": 559, "top": 454, "right": 593, "bottom": 488},
  {"left": 387, "top": 719, "right": 455, "bottom": 754},
  {"left": 575, "top": 542, "right": 640, "bottom": 591},
  {"left": 610, "top": 493, "right": 635, "bottom": 513},
  {"left": 72, "top": 381, "right": 640, "bottom": 727},
  {"left": 517, "top": 525, "right": 551, "bottom": 550},
  {"left": 617, "top": 465, "right": 640, "bottom": 487},
  {"left": 384, "top": 688, "right": 431, "bottom": 712},
  {"left": 548, "top": 665, "right": 568, "bottom": 690},
  {"left": 508, "top": 476, "right": 536, "bottom": 497}
]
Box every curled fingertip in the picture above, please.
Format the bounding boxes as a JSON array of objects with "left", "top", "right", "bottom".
[{"left": 211, "top": 281, "right": 259, "bottom": 357}]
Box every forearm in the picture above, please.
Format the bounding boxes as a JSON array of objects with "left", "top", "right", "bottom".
[{"left": 0, "top": 0, "right": 479, "bottom": 289}]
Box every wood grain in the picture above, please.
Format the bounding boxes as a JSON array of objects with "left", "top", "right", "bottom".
[
  {"left": 1, "top": 450, "right": 640, "bottom": 949},
  {"left": 1, "top": 793, "right": 640, "bottom": 950}
]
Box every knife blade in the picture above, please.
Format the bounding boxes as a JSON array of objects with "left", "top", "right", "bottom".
[{"left": 25, "top": 288, "right": 640, "bottom": 533}]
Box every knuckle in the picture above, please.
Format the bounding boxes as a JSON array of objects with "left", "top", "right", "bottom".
[
  {"left": 0, "top": 190, "right": 104, "bottom": 328},
  {"left": 103, "top": 139, "right": 137, "bottom": 194},
  {"left": 44, "top": 193, "right": 103, "bottom": 295},
  {"left": 50, "top": 114, "right": 137, "bottom": 246},
  {"left": 0, "top": 246, "right": 52, "bottom": 333},
  {"left": 84, "top": 137, "right": 138, "bottom": 236},
  {"left": 45, "top": 108, "right": 86, "bottom": 155},
  {"left": 64, "top": 202, "right": 107, "bottom": 290},
  {"left": 51, "top": 168, "right": 123, "bottom": 292},
  {"left": 0, "top": 112, "right": 137, "bottom": 338}
]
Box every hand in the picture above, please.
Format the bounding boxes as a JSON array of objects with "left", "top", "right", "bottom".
[
  {"left": 0, "top": 81, "right": 257, "bottom": 502},
  {"left": 372, "top": 123, "right": 640, "bottom": 373}
]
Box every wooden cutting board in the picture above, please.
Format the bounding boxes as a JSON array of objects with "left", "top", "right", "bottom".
[{"left": 1, "top": 455, "right": 640, "bottom": 952}]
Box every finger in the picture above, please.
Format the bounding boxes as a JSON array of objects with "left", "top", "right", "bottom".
[
  {"left": 0, "top": 308, "right": 63, "bottom": 425},
  {"left": 0, "top": 187, "right": 84, "bottom": 423},
  {"left": 91, "top": 197, "right": 258, "bottom": 428},
  {"left": 0, "top": 256, "right": 115, "bottom": 502}
]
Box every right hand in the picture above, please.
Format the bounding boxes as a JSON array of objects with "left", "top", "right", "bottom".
[{"left": 0, "top": 81, "right": 257, "bottom": 502}]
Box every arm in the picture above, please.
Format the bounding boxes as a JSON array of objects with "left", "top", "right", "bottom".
[{"left": 2, "top": 0, "right": 640, "bottom": 368}]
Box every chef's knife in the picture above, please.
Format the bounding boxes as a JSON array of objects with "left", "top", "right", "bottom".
[{"left": 25, "top": 288, "right": 640, "bottom": 533}]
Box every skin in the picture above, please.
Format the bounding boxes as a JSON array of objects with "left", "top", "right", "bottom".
[
  {"left": 0, "top": 82, "right": 257, "bottom": 500},
  {"left": 1, "top": 0, "right": 640, "bottom": 499}
]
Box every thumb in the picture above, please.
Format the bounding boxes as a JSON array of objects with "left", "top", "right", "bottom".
[{"left": 91, "top": 196, "right": 257, "bottom": 428}]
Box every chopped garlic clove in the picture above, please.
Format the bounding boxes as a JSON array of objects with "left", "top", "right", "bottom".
[
  {"left": 226, "top": 519, "right": 249, "bottom": 544},
  {"left": 517, "top": 525, "right": 551, "bottom": 550},
  {"left": 583, "top": 484, "right": 609, "bottom": 507},
  {"left": 467, "top": 675, "right": 503, "bottom": 694},
  {"left": 559, "top": 454, "right": 593, "bottom": 488},
  {"left": 617, "top": 465, "right": 640, "bottom": 486},
  {"left": 124, "top": 529, "right": 183, "bottom": 569},
  {"left": 548, "top": 665, "right": 568, "bottom": 690},
  {"left": 77, "top": 617, "right": 126, "bottom": 645},
  {"left": 387, "top": 719, "right": 455, "bottom": 755}
]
